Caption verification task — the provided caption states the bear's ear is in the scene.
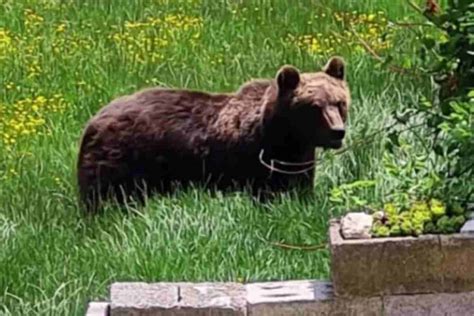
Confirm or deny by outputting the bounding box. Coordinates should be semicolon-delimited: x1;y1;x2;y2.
324;56;345;80
276;65;300;93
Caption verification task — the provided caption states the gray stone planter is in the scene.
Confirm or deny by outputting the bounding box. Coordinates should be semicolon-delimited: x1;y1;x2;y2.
329;219;474;297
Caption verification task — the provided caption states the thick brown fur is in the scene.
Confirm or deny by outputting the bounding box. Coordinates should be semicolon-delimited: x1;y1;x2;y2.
77;57;351;212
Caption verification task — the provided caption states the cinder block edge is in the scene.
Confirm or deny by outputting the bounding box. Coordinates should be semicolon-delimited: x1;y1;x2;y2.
85;301;110;316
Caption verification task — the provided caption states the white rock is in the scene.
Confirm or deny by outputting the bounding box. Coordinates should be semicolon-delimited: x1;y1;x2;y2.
341;212;373;239
460;219;474;234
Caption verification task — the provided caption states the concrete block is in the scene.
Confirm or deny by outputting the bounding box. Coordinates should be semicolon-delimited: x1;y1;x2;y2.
246;280;382;316
110;282;178;316
86;302;109;316
178;282;246;315
440;233;474;293
330;220;443;297
109;282;245;316
384;291;474;316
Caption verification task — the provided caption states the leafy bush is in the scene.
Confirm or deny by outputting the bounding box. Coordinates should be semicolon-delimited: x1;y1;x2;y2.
377;0;473;236
331;1;473;237
373;0;473;237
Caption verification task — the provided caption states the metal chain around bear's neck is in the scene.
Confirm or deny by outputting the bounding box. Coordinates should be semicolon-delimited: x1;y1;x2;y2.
258;149;316;175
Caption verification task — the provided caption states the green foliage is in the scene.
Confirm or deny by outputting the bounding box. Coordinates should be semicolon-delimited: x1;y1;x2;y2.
291;1;471;239
329;180;376;209
371;198;466;237
332;2;473;230
430;198;446;218
389;224;402;237
384;0;473;211
372;223;390;237
435;215;466;234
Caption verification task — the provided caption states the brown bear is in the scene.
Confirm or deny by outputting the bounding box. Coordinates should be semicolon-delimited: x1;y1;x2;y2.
77;56;351;212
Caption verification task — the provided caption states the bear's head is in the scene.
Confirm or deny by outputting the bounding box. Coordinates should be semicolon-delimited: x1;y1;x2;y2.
265;57;351;150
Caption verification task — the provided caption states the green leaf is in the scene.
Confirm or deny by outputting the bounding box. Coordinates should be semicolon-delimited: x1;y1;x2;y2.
423;37;436;49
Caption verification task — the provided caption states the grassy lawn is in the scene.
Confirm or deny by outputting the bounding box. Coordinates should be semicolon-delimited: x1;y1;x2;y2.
0;0;427;314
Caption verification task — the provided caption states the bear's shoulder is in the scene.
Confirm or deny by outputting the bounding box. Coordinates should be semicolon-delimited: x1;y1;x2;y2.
236;79;273;99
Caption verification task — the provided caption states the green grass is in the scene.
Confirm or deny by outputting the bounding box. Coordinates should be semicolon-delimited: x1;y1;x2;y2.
0;0;428;314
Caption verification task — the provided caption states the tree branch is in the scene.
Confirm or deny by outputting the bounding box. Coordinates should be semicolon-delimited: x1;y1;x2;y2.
389;21;435;28
406;0;443;29
407;0;425;15
333;122;427;156
267;241;327;251
256;235;327;251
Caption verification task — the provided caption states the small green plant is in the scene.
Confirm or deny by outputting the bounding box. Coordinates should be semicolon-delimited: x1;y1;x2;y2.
329;180;376;210
371;198;466;237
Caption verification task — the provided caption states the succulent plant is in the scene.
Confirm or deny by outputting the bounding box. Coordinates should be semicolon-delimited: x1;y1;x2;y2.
371;198;466;238
430;198;446;219
371;223;390;237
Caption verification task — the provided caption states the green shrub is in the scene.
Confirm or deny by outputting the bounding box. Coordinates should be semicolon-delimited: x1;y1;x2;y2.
333;1;473;237
387;0;473;206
